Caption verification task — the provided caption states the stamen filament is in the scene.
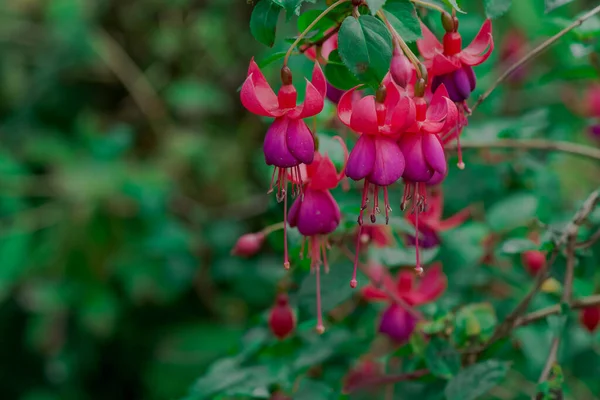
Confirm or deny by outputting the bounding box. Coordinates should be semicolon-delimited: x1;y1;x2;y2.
283;175;290;270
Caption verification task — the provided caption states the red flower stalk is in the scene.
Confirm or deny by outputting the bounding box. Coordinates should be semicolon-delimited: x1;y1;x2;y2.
240;59;326;269
362;263;447;343
580;306;600;333
268;293;296;340
288;140;348;333
404;188;470;249
338;78;417;285
231;232;266;257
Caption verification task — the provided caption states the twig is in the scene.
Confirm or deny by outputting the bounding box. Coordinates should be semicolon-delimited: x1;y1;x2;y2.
91;28;166;135
575;227;600;249
299;25;341;54
477;190;600;354
344;368;430;393
471;4;600;114
446;139;600;161
515;294;600;327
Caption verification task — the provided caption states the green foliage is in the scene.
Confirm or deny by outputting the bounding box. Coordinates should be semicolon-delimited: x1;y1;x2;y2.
251;0;283;47
444;360;511;400
383;0;423;43
485;0;513;19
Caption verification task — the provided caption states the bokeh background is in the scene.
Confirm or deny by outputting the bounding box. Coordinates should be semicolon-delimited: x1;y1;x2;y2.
1;0;600;399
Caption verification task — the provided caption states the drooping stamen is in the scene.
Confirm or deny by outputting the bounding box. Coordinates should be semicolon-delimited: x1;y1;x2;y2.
358;180;370;225
370;185;379;223
351;225;360;289
315;261;325;334
321;237;330;274
283;175;290;270
384;187;391;224
401;183;413;211
276;169;285;203
414;183;423;276
456;119;465;170
268;168;277;194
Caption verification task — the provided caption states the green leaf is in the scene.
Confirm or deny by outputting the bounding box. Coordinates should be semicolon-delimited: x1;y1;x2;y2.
338;15;393;87
444;360;510;400
297;262;355;317
365;0;387;14
487;193;539;232
545;0;575;13
257;51;287;68
421;313;454;335
485;0;512;19
453;303;497;344
424;337;461;379
500;238;537;254
250;0;282;47
383;0;422;42
443;0;465;13
295;379;334;400
324;50;361;90
272;0;315;18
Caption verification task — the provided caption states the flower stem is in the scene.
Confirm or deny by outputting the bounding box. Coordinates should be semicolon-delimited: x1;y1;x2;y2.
262;221;285;236
377;11;423;79
284;0;351;66
410;0;446;13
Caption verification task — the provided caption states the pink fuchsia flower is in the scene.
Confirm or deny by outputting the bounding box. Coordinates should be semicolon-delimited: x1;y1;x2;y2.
288;140;348;333
268;293;296;340
580;306;600;333
362;263;447;343
405;188;470;249
240;59;326;268
417;18;494;103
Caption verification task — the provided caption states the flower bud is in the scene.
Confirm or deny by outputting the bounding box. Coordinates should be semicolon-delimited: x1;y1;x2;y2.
521;250;546;276
441;12;455;33
390;48;413;88
280;66;292;85
580;306;600;333
268;294;296;340
378;303;418;343
231;232;265;257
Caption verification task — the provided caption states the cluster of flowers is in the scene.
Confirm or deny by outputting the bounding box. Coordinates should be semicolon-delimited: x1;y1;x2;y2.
236;12;493;336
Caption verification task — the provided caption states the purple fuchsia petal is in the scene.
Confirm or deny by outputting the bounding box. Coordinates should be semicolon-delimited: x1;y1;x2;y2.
346;134;376;181
590;124;600;139
378;304;418;343
264;117;301;167
422;134;447;175
350;96;380;134
295;189;341;236
286;119;315;165
459;19;494;66
399;133;434;182
452;67;474;102
426;170;447;186
368;138;405;186
288;193;301;228
326;83;345;104
464;65;477;92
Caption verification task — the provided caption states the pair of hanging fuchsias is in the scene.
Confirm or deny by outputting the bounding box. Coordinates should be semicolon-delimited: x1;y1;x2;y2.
236;4;493;334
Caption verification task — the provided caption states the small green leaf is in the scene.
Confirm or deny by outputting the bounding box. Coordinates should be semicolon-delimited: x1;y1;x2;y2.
338;15;393;87
453;303;497;345
383;0;422;42
444;360;510;400
421;313;453;335
545;0;575;13
485;0;512;19
250;0;282;47
443;0;465;13
500;238;537;254
365;0;387;14
324;50;361;90
424;337;461;379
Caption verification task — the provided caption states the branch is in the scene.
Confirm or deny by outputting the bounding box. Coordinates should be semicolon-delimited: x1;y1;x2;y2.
446;139;600;161
575;227;600;249
344;368;430;393
515;294;600;327
471;4;600;114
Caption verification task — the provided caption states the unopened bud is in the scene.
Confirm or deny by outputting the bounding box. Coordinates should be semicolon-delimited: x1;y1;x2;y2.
580;306;600;333
269;293;296;339
280;66;292;85
375;84;387;103
232;232;265;257
521;250;546;276
441;12;454;32
390;50;412;88
414;78;426;97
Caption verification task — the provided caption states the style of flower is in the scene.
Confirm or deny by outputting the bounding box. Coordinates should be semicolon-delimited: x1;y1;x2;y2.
338;79;416;285
240;59;326;268
404;188;470;249
288;141;347;333
362;263;447;343
417;18;494;103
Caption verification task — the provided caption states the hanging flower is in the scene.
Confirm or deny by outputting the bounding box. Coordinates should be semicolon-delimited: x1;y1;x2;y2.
338;78;416;284
417;18;494;103
362;263;447;343
580;305;600;333
288;140;348;333
240;59;326;268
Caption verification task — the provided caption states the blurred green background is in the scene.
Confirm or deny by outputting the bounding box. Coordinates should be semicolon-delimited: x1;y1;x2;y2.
1;0;600;399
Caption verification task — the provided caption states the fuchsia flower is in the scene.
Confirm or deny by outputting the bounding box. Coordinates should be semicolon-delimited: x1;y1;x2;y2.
231;232;265;257
288;140;348;333
240;59;326;268
417;18;494;103
362;263;447;343
405;188;470;249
